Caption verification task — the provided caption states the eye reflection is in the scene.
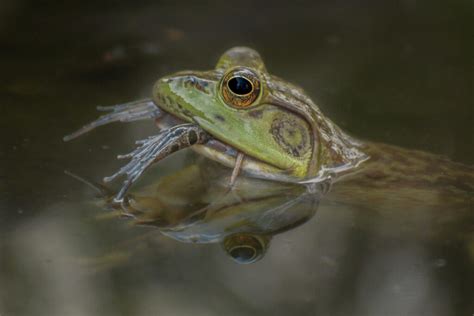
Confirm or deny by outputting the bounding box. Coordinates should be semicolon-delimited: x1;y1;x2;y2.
222;233;270;264
229;246;256;262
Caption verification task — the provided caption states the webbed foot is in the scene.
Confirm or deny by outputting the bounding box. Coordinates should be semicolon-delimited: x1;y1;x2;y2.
105;124;210;201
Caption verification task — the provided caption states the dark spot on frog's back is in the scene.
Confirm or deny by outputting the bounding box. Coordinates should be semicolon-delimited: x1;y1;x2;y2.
248;110;263;119
181;108;194;118
214;114;226;122
165;96;173;106
185;77;210;94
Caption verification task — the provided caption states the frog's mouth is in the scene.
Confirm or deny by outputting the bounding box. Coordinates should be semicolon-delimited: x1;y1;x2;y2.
64;98;293;201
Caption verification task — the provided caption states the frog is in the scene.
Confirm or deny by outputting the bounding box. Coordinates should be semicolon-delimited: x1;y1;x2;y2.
65;46;474;263
64;46;369;201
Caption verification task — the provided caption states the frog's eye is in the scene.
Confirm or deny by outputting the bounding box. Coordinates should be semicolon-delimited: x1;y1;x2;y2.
222;233;269;264
221;68;261;108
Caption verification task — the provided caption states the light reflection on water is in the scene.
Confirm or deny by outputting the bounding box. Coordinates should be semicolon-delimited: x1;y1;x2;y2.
1;1;473;315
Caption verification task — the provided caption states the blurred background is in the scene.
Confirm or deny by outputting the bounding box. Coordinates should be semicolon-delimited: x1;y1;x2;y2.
0;1;472;315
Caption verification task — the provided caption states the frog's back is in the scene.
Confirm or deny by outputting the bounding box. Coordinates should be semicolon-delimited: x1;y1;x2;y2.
329;142;474;213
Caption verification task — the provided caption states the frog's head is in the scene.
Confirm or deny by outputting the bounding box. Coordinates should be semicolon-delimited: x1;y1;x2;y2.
154;47;367;182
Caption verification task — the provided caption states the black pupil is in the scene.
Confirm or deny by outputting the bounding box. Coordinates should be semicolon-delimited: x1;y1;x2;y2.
230;247;256;263
228;77;252;95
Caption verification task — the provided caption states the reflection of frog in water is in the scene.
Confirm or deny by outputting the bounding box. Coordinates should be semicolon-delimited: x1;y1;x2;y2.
66;47;474;263
71;159;322;264
135;161;324;264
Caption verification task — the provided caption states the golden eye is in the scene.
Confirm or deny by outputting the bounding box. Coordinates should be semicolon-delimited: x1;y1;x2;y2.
221;68;261;108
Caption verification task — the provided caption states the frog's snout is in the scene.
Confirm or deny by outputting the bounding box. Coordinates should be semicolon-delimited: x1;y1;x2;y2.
153;72;217;120
152;76;173;108
152;75;185;117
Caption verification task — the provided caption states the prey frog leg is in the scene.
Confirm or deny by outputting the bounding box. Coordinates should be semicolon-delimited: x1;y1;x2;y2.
63;99;162;141
105;124;210;202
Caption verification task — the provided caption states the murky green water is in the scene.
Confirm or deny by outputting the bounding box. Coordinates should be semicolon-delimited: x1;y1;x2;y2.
1;1;473;315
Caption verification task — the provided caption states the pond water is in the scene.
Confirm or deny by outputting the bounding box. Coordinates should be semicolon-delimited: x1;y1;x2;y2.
0;1;473;316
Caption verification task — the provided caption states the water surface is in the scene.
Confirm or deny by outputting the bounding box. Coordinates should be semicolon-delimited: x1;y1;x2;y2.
0;1;473;315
